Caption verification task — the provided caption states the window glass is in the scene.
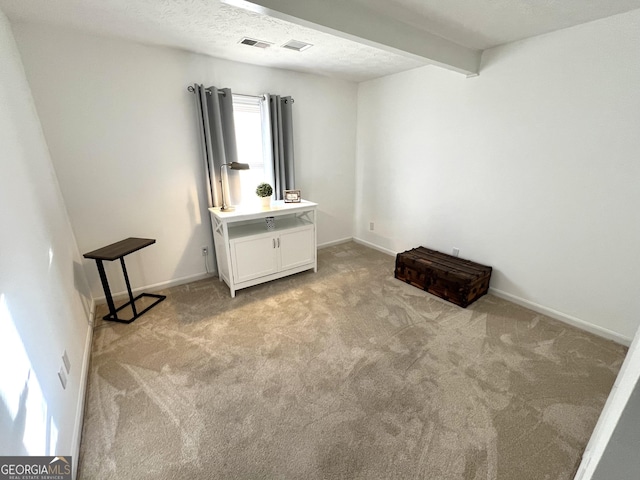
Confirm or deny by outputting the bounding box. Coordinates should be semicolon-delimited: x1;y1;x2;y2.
233;95;273;206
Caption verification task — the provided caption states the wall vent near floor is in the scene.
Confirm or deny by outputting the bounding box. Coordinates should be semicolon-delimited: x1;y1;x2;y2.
239;37;272;49
281;39;313;52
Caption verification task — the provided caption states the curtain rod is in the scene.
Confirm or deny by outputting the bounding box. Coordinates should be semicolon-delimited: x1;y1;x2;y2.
186;85;294;102
186;86;260;99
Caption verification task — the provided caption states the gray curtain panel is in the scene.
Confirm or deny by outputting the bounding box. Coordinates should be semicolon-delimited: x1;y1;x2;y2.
267;94;295;200
193;84;241;207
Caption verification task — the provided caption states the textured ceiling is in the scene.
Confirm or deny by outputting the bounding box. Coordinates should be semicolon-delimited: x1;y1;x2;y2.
357;0;640;49
0;0;424;82
1;0;639;82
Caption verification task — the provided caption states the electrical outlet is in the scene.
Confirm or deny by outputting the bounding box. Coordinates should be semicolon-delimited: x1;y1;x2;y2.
58;367;67;390
369;222;374;231
452;247;460;257
202;247;208;256
62;350;71;374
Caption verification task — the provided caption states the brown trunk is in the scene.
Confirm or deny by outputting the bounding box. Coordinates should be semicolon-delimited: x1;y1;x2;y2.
395;247;492;308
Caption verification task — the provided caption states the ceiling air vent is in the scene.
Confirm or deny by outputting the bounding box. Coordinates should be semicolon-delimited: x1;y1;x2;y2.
239;37;272;49
281;39;313;52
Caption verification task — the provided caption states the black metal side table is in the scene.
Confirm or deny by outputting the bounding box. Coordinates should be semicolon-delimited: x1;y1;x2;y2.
83;237;166;324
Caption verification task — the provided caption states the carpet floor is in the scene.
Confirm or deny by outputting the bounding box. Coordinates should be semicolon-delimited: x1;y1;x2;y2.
78;242;627;480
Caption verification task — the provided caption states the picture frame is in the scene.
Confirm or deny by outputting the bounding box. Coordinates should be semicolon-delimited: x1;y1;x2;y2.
284;189;301;203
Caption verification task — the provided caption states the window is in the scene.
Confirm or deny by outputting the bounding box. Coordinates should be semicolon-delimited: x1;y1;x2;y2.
232;95;273;205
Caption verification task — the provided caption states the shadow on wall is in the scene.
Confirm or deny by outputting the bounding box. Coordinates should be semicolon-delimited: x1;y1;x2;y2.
316;209;352;247
167;90;219;289
170;189;218;283
0;374;29;456
487;269;530;299
73;261;93;321
0;295;57;456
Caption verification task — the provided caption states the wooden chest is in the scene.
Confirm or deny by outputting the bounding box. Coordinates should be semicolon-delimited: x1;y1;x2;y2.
395;247;492;308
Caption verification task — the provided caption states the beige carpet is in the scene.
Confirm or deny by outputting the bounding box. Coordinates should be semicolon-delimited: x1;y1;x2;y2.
78;242;626;480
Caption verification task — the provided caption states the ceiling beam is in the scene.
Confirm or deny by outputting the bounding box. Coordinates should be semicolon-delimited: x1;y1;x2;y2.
223;0;480;76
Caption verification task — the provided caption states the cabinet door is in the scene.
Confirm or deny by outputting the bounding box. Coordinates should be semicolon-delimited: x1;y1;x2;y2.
231;234;278;283
278;226;315;271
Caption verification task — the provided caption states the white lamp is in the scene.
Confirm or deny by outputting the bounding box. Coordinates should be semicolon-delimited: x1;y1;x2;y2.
219;162;250;211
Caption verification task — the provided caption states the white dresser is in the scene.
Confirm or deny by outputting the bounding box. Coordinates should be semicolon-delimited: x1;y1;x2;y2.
209;200;318;297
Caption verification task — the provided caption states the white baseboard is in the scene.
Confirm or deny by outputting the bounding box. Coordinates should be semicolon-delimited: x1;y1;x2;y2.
318;237;353;249
93;271;215;304
353;237;397;257
489;287;631;346
71;303;95;480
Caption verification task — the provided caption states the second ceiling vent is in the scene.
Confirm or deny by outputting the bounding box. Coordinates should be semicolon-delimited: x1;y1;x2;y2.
281;39;313;52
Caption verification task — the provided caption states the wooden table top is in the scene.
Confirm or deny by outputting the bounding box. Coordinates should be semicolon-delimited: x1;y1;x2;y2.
83;237;156;261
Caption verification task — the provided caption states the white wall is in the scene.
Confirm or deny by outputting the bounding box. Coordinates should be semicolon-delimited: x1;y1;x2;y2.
0;7;92;470
592;378;640;479
355;10;640;341
11;23;358;299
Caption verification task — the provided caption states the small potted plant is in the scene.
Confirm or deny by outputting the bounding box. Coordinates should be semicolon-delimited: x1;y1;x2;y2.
256;182;273;208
